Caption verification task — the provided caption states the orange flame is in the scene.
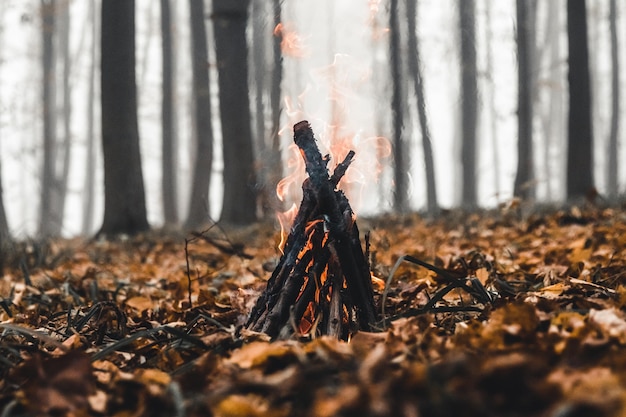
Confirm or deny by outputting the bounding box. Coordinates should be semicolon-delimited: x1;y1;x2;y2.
274;22;310;58
276;203;298;254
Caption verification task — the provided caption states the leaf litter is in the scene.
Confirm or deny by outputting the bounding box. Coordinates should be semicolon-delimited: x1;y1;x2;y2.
1;207;626;416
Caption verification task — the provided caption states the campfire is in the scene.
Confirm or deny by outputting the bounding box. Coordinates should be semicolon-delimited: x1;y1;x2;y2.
246;121;377;340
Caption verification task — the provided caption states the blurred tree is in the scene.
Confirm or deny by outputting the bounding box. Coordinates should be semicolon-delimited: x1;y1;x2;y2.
566;0;594;200
39;0;60;236
99;0;149;235
213;0;257;224
406;0;438;215
160;0;178;226
263;0;285;216
459;0;478;207
389;0;409;213
251;0;266;154
484;0;501;200
0;2;8;248
82;0;98;235
251;0;271;217
537;0;563;201
607;0;619;197
0;159;9;274
0;160;8;244
514;0;535;200
185;0;214;230
253;0;284;218
57;0;72;233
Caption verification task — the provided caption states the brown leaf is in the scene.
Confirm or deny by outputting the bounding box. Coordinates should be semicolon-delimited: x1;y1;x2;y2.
14;350;95;415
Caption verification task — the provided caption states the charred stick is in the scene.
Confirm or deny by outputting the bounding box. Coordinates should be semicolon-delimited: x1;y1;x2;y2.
330;150;355;187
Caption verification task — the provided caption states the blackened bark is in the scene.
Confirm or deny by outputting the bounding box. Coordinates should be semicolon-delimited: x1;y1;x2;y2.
459;0;478;207
99;0;150;235
514;0;535;199
185;0;214;230
213;0;257;224
566;0;594;199
160;0;178;226
406;0;438;215
607;0;619;197
389;0;409;212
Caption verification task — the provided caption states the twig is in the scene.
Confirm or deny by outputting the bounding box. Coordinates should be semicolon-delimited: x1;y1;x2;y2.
184;238;193;309
0;323;68;352
382;254;492;328
91;325;208;362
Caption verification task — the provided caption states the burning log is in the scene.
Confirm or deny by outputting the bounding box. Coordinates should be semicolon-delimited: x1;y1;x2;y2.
246;121;377;340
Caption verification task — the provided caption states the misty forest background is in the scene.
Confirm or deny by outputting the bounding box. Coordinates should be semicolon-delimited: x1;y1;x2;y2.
0;0;623;241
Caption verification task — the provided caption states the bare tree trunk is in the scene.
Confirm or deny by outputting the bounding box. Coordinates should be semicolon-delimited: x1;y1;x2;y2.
406;0;438;214
99;0;150;235
514;0;535;200
268;0;284;211
185;0;214;230
607;0;619;197
539;0;563;201
566;0;594;200
251;0;271;217
39;0;58;236
484;0;501;201
213;0;257;225
0;1;8;247
0;161;8;244
389;0;409;212
56;0;72;235
252;0;266;151
160;0;178;226
82;0;97;235
0;158;9;274
459;0;478;207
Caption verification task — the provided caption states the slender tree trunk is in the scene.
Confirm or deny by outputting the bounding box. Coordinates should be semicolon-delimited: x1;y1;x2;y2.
607;0;619;197
56;0;71;235
160;0;178;226
213;0;257;224
0;157;9;273
389;0;409;212
484;0;501;201
514;0;535;200
251;0;271;217
99;0;149;235
0;161;8;243
540;0;562;201
185;0;214;230
0;0;8;246
82;0;97;235
252;0;266;151
39;0;57;236
459;0;478;207
269;0;284;211
566;0;594;199
406;0;438;214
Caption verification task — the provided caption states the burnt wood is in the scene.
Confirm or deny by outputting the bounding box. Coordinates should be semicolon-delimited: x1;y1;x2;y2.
246;121;377;340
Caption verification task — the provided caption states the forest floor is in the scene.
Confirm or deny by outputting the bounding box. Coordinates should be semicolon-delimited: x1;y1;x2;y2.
1;204;626;416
